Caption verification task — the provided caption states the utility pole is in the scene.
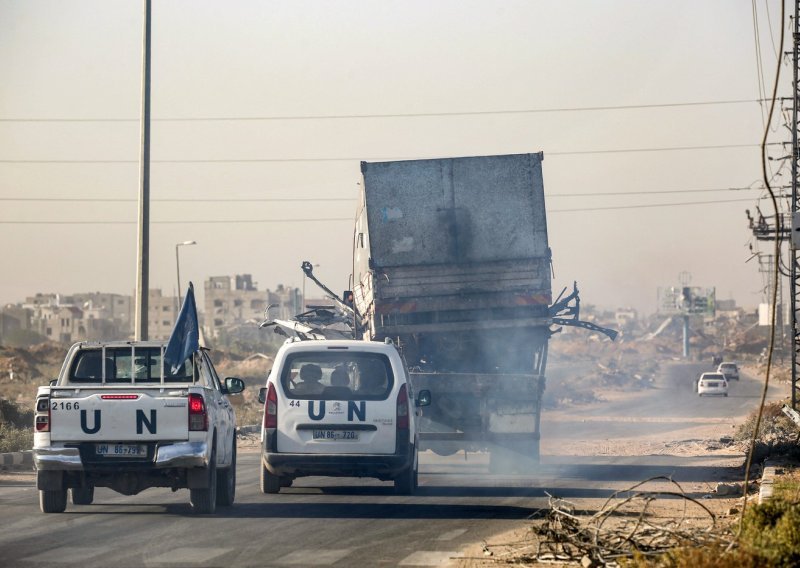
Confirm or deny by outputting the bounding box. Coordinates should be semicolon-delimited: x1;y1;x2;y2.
791;0;800;410
134;0;152;341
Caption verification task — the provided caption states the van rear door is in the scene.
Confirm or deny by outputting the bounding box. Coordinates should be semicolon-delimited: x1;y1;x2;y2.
276;349;397;455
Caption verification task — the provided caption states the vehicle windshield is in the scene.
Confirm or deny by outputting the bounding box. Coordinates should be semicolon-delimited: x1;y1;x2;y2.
69;348;194;384
281;351;394;401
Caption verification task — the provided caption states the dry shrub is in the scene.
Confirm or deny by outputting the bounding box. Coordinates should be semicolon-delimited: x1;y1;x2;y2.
623;546;763;568
0;398;32;429
0;423;32;453
740;499;800;567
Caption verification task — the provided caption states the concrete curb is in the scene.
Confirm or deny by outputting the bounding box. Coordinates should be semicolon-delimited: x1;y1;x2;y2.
0;450;34;470
759;460;780;504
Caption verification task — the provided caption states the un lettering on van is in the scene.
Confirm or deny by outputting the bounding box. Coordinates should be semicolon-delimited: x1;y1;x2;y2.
307;401;366;421
77;409;158;435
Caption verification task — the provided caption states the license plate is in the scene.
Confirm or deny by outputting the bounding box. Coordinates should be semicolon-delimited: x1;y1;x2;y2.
95;444;147;457
706;382;719;387
312;430;359;441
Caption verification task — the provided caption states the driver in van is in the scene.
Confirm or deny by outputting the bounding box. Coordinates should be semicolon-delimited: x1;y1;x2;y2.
357;360;386;396
295;363;324;395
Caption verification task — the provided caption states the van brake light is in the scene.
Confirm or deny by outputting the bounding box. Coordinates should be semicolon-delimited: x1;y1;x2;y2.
396;384;409;430
264;384;278;429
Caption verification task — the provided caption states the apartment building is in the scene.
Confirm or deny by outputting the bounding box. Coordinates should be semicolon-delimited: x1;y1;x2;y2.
204;275;300;338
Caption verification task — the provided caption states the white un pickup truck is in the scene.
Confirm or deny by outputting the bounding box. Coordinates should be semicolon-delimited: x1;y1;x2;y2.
33;341;244;514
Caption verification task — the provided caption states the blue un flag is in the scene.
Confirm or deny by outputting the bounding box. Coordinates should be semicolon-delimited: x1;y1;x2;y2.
164;282;200;374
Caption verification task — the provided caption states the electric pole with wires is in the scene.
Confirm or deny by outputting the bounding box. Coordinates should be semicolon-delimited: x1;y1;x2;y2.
790;0;800;410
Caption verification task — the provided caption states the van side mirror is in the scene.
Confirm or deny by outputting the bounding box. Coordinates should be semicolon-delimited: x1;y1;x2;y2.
224;377;245;395
258;387;268;404
416;389;431;407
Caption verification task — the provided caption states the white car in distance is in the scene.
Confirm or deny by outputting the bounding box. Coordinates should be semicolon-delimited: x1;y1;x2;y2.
697;372;728;397
716;362;739;381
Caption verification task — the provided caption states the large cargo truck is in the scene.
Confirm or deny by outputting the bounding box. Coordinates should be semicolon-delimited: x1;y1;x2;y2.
352;153;555;468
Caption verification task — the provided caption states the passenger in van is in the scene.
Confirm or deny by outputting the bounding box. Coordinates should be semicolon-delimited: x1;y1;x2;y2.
294;363;324;395
330;366;350;387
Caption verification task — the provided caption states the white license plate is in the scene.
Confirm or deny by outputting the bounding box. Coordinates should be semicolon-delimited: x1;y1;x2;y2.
96;444;147;457
312;430;359;441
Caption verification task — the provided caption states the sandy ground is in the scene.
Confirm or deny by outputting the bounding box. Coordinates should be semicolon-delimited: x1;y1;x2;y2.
447;373;791;567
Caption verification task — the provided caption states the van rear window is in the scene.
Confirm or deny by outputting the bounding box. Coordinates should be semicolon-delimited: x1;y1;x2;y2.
281;352;393;401
69;348;194;383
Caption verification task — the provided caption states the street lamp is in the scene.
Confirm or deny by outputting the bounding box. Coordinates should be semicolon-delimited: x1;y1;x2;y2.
176;240;197;306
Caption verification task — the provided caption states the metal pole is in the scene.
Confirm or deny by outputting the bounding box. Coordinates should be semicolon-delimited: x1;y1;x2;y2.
682;315;690;359
792;0;799;410
176;244;182;307
134;0;152;341
175;240;196;308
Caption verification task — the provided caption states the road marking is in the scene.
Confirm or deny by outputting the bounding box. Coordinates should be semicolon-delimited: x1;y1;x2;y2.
145;547;231;564
23;547;107;563
275;549;353;565
399;551;463;566
437;528;467;541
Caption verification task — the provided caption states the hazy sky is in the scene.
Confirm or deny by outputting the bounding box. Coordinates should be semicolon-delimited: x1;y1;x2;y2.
0;1;789;314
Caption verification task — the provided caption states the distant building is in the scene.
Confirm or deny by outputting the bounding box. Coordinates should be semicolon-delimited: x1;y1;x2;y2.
36;304;83;343
0;304;32;343
615;307;638;329
204;275;300;338
148;290;179;341
18;289;176;343
72;292;133;337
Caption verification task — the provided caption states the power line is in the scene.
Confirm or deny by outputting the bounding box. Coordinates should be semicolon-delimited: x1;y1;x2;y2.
0;185;770;203
0;196;355;203
0;197;764;224
0;142;780;165
548;186;767;197
549;197;757;213
0;99;766;123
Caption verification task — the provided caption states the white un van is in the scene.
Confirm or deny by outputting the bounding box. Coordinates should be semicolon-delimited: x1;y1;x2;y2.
258;339;430;494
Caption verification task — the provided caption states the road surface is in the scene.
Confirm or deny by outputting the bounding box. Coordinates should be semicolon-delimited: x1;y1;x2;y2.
0;362;785;567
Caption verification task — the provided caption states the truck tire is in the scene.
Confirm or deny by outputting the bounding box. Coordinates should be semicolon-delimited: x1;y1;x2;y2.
260;461;281;494
71;485;94;505
394;463;418;495
39;489;67;513
190;450;218;514
216;443;236;507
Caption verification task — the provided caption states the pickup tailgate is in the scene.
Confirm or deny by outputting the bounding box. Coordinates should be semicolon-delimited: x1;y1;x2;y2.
49;387;190;442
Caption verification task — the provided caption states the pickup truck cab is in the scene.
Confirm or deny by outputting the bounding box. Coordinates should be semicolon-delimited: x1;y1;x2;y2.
258;339;430;494
33;341;244;514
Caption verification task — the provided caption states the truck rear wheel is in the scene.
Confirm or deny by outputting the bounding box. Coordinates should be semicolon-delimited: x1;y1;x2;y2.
71;485;94;505
39;489;67;513
394;464;418;495
190;450;218;514
260;461;281;494
216;443;236;507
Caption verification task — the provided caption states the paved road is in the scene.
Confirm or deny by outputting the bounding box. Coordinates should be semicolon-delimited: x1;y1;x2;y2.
0;452;746;567
542;361;787;441
0;361;781;567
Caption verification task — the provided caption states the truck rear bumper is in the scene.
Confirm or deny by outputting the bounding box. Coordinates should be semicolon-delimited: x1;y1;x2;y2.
34;441;210;471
